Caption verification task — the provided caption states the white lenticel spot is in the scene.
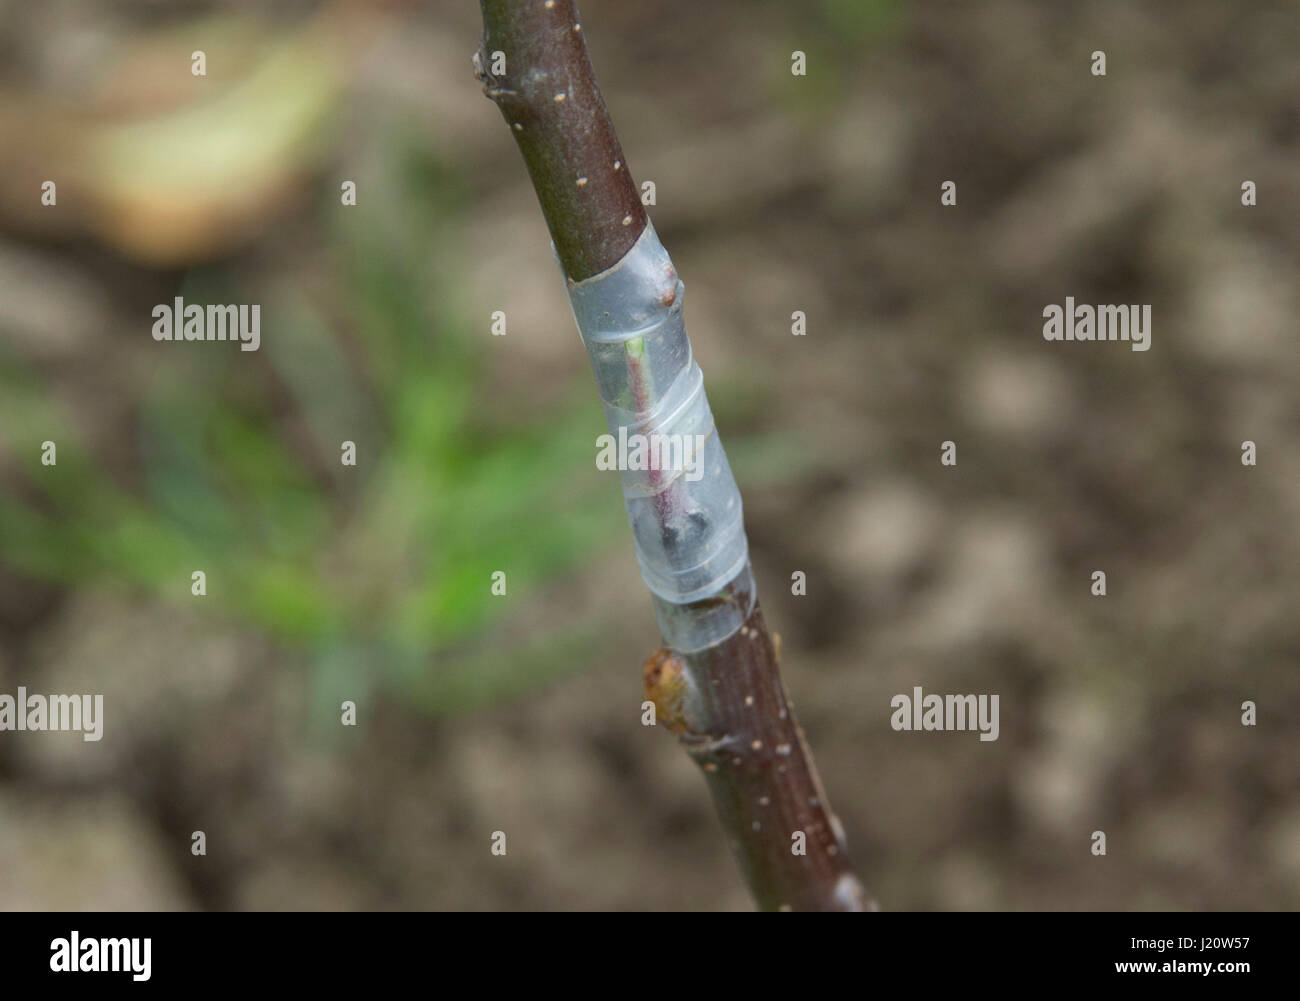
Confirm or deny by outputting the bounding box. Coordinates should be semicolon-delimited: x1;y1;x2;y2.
744;695;754;707
576;177;588;186
621;215;633;226
554;93;565;102
775;743;792;756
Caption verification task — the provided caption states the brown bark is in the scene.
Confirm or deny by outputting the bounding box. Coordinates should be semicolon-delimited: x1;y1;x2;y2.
474;0;872;911
475;0;646;281
645;575;873;912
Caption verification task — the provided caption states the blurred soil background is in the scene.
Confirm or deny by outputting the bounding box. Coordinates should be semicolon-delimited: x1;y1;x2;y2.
0;0;1297;909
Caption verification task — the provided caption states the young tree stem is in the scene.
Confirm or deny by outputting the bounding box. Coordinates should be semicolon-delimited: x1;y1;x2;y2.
474;0;873;912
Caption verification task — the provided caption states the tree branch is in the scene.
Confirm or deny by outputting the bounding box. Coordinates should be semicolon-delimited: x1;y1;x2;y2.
645;576;873;911
474;0;872;912
475;0;646;280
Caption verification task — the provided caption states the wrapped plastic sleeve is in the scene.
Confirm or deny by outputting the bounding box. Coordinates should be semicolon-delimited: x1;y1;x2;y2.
564;222;754;651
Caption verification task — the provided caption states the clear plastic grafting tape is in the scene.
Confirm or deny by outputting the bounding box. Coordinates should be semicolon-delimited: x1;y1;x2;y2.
564;221;753;651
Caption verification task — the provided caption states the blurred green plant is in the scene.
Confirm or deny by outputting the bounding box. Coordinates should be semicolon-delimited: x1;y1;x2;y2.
0;130;635;718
